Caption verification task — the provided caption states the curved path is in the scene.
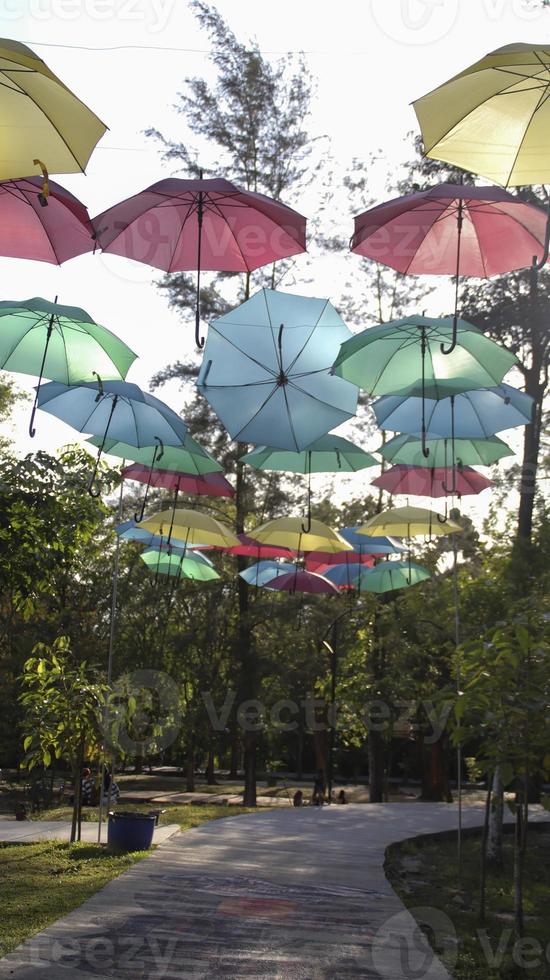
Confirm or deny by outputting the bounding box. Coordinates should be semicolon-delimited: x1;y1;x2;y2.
2;803;545;979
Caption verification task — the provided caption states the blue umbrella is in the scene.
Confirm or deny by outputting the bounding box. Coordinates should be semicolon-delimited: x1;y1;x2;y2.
37;379;188;495
197;288;358;451
322;563;365;589
339;526;407;555
115;521;213;565
239;560;296;589
373;384;533;439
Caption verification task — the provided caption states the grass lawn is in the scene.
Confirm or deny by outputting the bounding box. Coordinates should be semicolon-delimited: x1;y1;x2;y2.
0;803;258;959
386;825;550;979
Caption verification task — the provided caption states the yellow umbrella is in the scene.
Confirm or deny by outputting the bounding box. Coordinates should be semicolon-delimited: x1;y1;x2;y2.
413;43;550;187
0;39;106;179
141;508;239;549
359;506;462;538
250;516;353;554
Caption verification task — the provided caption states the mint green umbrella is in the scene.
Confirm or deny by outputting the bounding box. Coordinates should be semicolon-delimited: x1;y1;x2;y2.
378;433;514;468
357;560;431;593
87;435;222;475
241;434;377;532
0;297;137;437
139;549;220;582
332;315;517;457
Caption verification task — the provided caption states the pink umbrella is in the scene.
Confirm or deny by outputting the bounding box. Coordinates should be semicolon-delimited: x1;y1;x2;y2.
92;176;306;347
352;183;547;353
222;533;297;561
264;568;339;595
305;550;375;572
0;176;93;264
371;464;493;498
122;463;234;498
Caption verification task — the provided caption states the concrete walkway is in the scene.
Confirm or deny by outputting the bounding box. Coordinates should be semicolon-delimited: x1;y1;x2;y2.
1;803;547;979
0;819;180;846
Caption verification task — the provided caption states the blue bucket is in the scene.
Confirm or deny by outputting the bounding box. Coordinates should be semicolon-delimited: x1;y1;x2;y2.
107;811;155;852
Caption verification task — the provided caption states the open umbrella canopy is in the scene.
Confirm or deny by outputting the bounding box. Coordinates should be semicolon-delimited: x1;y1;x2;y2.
0;177;94;264
240;435;377;473
305;549;376;571
122;464;234;498
92;177;306;273
222;534;297;560
357;561;431;594
250;516;353;555
338;527;407;554
0;298;136;384
139;550;220;582
87;435;222;475
372;464;492;498
115;521;212;565
360;506;462;538
413;43;550;186
321;563;367;589
0;39;106;178
197;288;358;451
263;569;339;595
378;432;514;468
332;315;517;398
351;183;549;275
239;560;296;588
38;380;188;448
141;508;240;549
373;384;533;439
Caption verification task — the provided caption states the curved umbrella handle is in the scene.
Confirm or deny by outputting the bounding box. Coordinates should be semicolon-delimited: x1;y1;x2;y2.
33;158;49;206
134;437;164;523
301;453;312;533
421;427;430;459
87;457;102;498
440;313;458;356
535;198;550;271
28;301;57;438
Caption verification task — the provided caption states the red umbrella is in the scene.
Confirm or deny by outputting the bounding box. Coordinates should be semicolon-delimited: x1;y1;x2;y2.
0;176;93;264
222;533;297;560
352;183;547;353
305;550;375;572
264;569;339;595
92;176;306;347
371;464;493;498
122;463;234;498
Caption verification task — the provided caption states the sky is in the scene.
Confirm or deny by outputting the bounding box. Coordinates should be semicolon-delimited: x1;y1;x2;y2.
0;0;547;520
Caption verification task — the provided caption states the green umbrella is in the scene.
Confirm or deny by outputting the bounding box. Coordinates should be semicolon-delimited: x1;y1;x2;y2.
0;297;137;437
377;433;514;468
357;560;431;593
87;435;222;475
241;434;378;532
332;315;517;456
139;549;220;582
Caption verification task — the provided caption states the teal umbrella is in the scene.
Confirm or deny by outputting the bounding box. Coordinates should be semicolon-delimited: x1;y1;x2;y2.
358;561;431;593
0;297;137;437
197;288;358;451
240;434;377;532
37;380;188;496
332;314;517;456
377;432;514;468
140;548;218;580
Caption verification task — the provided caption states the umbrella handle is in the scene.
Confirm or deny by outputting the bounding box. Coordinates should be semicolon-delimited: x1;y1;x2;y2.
441;203;462;356
87;393;118;498
195;195;205;349
134;437;163;523
33;159;49;206
87;457;102;498
535;197;550;271
440;313;458;356
301;453;312;533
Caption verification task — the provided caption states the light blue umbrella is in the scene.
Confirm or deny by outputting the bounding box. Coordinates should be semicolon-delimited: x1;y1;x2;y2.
37;379;188;495
322;563;365;589
373;383;533;439
239;560;296;589
339;526;407;555
115;522;213;566
197;288;358;451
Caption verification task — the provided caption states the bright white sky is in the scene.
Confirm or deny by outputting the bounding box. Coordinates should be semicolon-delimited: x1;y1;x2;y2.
0;0;546;521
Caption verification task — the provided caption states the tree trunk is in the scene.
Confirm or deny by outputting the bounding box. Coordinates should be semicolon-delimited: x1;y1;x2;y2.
419;737;453;802
235;438;257;807
516;269;545;546
185;743;195;793
296;727;304;781
368;729;385;803
229;730;239;779
487;767;504;869
514;795;525;939
205;748;216;785
479;779;492;923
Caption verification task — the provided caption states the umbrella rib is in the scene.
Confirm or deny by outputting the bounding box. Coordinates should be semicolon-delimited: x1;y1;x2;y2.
0;309;55;367
285;300;330;374
207;326;279;380
166;201;196;273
